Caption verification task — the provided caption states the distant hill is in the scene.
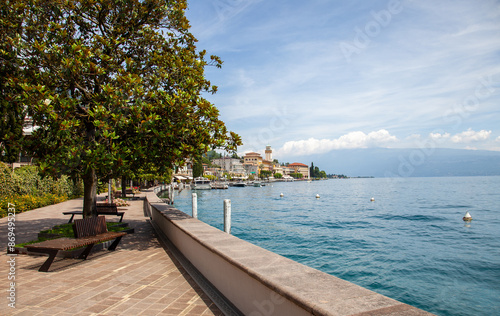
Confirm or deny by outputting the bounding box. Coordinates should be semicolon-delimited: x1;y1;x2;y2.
286;148;500;177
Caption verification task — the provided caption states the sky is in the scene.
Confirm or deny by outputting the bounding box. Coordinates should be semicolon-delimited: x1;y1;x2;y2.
185;0;500;159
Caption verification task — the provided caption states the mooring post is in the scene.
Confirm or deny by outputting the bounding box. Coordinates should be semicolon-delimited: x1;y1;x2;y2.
168;185;172;204
108;179;113;204
170;184;174;204
192;193;198;218
224;199;231;234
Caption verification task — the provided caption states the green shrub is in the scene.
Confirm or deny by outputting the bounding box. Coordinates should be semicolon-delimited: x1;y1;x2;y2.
0;162;15;197
0;163;83;218
0;194;68;218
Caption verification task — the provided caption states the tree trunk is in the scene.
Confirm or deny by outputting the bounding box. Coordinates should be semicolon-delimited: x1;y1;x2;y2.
121;175;127;198
83;168;97;218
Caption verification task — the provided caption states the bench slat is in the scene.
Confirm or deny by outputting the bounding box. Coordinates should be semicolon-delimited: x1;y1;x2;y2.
74;216;107;238
25;232;126;251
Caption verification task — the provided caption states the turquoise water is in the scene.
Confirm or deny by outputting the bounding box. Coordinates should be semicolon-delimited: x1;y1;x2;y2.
166;176;500;316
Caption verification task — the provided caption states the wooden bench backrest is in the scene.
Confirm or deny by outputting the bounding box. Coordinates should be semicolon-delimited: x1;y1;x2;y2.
96;203;118;214
73;216;108;238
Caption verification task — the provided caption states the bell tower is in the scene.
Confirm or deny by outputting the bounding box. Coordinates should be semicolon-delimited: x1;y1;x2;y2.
265;145;272;161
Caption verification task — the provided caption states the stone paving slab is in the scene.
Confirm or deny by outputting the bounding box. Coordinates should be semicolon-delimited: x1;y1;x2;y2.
0;194;223;315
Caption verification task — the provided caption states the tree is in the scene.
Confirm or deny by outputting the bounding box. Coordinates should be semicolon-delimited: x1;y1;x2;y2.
0;2;26;163
259;170;272;179
314;166;320;178
274;173;283;179
192;159;204;178
5;0;241;217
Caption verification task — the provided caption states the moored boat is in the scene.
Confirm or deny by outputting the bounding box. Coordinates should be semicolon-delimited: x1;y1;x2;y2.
192;177;212;190
212;182;229;189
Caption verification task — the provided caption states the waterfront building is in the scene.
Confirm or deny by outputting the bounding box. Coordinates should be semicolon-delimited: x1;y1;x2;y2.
174;159;193;181
212;157;246;178
273;163;284;176
243;152;263;166
260;160;273;172
244;164;259;178
243;152;263;176
287;162;310;179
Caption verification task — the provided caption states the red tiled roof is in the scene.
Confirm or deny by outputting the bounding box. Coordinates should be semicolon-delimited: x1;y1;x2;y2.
288;162;308;167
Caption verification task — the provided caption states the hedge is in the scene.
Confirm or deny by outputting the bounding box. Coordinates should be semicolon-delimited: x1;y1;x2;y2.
0;194;69;218
0;162;83;218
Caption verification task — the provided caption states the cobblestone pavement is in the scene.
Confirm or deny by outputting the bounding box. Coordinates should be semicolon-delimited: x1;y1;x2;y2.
0;194;223;315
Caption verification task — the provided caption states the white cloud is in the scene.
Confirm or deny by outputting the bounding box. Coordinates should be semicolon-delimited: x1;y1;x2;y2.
450;129;491;143
496;136;500;142
429;132;451;140
277;129;397;156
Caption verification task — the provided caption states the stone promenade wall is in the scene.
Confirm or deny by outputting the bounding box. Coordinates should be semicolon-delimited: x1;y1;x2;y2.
146;187;432;316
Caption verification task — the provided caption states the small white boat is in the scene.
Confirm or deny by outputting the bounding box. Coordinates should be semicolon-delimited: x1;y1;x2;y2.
192;177;212;190
212;182;229;189
253;181;262;187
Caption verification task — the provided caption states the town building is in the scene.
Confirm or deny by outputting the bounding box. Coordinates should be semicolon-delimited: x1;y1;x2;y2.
287;162;310;179
212;157;246;178
243;152;263;166
242;146;310;179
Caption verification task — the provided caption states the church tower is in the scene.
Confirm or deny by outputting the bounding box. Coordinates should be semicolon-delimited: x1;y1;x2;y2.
265;145;272;161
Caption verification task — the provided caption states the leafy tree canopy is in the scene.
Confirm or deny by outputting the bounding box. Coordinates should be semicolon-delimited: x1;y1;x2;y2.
0;1;26;163
3;0;241;216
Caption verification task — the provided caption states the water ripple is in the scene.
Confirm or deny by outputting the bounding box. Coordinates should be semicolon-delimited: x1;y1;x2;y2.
168;176;500;316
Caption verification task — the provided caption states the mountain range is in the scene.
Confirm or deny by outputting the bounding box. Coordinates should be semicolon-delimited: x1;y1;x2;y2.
285;148;500;177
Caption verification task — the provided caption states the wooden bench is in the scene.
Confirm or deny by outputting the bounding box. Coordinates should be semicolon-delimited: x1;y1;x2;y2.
63;203;124;223
114;189;135;198
25;216;126;272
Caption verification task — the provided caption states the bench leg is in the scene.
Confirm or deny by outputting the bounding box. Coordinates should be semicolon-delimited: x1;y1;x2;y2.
28;248;59;272
108;236;123;251
67;214;75;223
78;244;95;260
119;213;124;222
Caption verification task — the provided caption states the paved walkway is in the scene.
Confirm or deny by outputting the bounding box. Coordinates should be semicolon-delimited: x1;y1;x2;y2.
0;194;223;316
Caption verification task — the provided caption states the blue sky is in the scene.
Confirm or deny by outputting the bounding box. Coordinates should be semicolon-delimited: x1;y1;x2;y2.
185;0;500;158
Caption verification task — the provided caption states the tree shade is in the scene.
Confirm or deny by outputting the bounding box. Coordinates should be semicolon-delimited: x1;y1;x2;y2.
2;0;241;216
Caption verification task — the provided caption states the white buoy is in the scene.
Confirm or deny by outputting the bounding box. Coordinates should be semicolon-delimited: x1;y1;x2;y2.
370;197;375;202
280;193;284;197
463;211;472;221
316;194;320;198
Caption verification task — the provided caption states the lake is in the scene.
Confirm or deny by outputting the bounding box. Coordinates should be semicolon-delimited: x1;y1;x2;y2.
163;176;500;316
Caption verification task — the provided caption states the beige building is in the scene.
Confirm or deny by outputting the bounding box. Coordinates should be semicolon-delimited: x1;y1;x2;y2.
287;163;310;179
243;152;263;166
